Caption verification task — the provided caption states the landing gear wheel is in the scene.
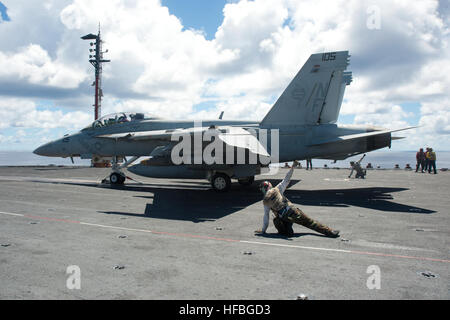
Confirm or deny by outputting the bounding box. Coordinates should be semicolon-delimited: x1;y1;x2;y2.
110;172;125;185
238;176;255;186
211;173;231;192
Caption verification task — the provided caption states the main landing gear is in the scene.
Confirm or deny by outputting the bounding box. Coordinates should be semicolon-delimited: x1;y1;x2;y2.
211;173;231;192
105;156;140;185
210;173;255;192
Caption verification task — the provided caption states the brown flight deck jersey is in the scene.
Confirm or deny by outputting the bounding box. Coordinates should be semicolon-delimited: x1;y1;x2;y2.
261;166;294;233
261;166;336;236
263;187;293;214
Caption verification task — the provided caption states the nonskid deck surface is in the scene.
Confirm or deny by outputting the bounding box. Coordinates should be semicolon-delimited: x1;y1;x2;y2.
0;166;448;299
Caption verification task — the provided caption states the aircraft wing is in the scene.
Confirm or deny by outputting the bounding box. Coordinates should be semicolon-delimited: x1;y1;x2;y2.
308;127;416;147
97;126;270;156
217;127;270;156
96;127;204;141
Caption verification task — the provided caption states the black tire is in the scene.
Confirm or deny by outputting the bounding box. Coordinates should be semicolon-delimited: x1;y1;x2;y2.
238;176;255;186
110;172;125;185
211;173;231;192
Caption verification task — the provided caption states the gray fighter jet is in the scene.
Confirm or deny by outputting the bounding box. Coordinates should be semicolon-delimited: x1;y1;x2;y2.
34;51;412;191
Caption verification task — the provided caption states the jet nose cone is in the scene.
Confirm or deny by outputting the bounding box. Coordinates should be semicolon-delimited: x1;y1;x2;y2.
33;142;55;156
33;145;46;156
33;134;77;157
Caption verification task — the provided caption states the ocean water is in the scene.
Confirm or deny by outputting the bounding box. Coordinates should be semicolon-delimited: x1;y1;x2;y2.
1;150;449;169
307;151;450;170
0;151;92;166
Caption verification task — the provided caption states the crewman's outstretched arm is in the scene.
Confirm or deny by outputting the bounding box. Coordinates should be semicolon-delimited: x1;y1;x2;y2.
276;160;297;194
261;205;270;233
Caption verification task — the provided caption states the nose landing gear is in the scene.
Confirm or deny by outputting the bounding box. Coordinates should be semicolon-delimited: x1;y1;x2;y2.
101;156;140;186
110;172;126;185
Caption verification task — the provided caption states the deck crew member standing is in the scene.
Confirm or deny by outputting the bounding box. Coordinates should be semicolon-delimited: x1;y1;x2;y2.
427;148;437;174
415;148;426;173
255;160;340;238
424;148;431;171
306;158;313;170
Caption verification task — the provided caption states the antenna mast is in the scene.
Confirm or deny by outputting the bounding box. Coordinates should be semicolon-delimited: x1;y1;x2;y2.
81;24;111;120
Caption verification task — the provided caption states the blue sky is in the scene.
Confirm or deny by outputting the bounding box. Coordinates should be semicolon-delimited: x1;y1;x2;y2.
0;1;10;21
144;1;427;133
0;0;448;152
161;0;227;40
162;0;425;128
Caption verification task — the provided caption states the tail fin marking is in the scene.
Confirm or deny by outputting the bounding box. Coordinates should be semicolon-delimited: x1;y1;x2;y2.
261;51;351;126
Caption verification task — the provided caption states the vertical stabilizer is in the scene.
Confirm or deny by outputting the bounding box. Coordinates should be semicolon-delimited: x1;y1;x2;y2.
261;51;351;126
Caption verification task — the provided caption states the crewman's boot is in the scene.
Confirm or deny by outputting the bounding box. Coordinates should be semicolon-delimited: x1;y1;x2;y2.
326;229;340;238
290;208;339;238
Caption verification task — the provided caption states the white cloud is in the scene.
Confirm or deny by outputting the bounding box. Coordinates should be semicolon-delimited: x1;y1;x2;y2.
419;98;450;136
0;98;90;130
0;0;448;151
0;44;86;88
353;105;413;129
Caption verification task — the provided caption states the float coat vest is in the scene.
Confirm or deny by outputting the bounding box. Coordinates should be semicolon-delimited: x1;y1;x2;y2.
263;187;293;215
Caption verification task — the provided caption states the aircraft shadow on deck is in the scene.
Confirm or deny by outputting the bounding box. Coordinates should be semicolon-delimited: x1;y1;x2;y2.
97;180;434;223
101;185;262;223
99;179;300;222
284;187;435;214
26;176;436;220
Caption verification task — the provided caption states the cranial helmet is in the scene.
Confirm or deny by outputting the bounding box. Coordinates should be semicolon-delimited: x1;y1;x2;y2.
260;181;273;195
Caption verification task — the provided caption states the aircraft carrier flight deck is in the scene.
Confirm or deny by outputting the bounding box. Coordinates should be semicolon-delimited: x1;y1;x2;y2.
0;166;448;299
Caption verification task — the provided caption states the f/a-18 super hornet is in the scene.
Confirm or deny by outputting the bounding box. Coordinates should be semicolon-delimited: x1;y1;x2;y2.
34;51;412;192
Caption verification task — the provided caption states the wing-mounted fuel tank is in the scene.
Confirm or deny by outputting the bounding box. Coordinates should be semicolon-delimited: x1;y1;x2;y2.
128;163;208;179
128;161;262;180
127;130;266;183
128;142;263;180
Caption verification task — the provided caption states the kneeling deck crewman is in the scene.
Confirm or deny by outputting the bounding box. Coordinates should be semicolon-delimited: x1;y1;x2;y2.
255;160;340;238
349;154;366;178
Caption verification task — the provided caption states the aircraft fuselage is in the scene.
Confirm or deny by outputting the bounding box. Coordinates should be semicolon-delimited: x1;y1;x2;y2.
34;119;388;163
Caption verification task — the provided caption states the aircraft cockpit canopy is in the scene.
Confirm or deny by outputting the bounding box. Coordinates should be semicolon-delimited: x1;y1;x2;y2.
83;112;161;130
